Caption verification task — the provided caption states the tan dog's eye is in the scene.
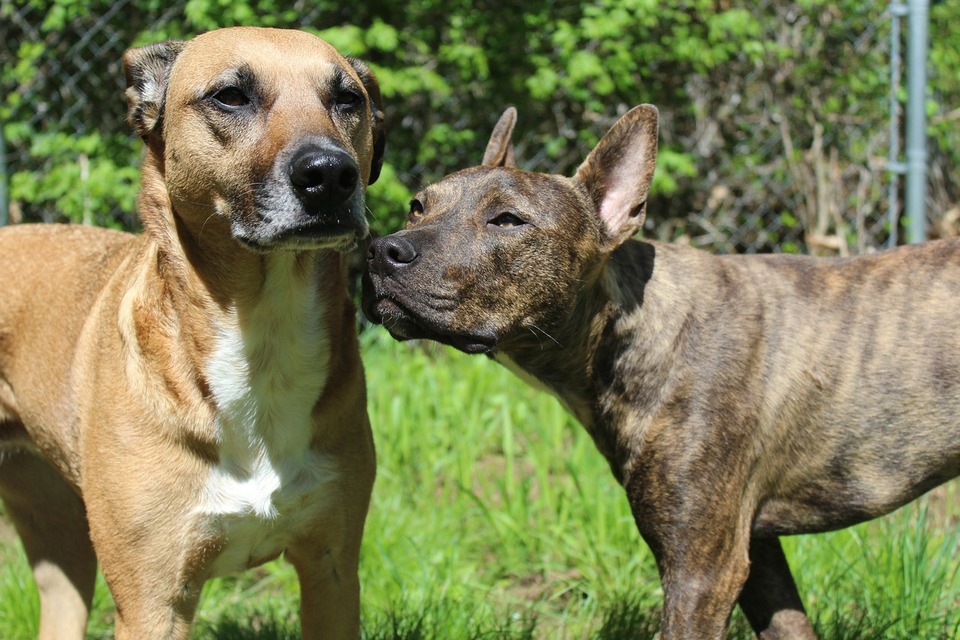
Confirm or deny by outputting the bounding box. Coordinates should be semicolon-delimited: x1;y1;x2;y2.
212;87;250;110
407;199;424;225
335;90;361;108
488;211;526;229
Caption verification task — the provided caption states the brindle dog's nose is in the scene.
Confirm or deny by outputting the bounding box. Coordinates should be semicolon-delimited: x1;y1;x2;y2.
368;235;419;276
289;145;359;210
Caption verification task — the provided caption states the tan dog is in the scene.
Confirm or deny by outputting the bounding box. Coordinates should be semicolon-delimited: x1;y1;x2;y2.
363;105;960;639
0;27;383;639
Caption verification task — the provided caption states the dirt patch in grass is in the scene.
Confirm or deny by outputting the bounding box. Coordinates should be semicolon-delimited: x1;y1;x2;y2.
0;514;15;545
923;479;960;528
505;568;585;605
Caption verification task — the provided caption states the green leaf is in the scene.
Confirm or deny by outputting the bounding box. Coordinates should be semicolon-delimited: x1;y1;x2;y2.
365;19;399;53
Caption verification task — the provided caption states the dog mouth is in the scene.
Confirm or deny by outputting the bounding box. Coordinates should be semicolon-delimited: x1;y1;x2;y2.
233;163;369;252
362;282;497;355
235;218;367;253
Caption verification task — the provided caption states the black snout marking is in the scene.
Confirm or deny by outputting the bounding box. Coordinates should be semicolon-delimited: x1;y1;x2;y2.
289;144;359;211
368;235;419;276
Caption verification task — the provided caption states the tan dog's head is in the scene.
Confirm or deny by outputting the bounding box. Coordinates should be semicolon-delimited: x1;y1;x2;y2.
123;27;385;252
362;105;657;354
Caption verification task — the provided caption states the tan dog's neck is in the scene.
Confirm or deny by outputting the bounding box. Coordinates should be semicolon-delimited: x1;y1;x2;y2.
137;157;351;391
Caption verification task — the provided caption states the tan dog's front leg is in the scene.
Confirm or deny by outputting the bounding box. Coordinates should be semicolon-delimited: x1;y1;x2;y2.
112;601;198;640
107;568;202;640
92;515;204;640
287;542;361;640
738;538;817;640
0;451;97;640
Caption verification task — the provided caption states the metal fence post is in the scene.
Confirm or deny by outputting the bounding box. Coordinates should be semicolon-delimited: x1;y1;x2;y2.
905;0;929;243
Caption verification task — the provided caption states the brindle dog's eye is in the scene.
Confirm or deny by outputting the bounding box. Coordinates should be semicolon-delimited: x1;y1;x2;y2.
407;199;424;225
489;211;526;228
211;87;250;109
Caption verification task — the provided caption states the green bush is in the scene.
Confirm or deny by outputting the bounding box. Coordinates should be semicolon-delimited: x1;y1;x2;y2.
2;0;958;249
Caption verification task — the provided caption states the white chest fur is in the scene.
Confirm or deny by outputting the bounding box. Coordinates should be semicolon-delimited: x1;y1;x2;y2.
195;258;340;577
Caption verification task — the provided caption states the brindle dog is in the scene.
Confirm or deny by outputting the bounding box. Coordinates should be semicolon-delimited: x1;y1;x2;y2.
363;104;960;639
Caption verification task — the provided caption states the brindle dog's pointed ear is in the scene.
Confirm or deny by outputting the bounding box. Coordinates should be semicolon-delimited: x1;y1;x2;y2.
482;107;517;168
575;104;659;247
348;58;386;185
123;40;186;141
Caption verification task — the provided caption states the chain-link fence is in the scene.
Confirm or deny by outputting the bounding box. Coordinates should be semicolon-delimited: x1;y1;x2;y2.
4;2;137;144
511;8;895;256
2;1;957;255
668;6;895;255
1;0;334;227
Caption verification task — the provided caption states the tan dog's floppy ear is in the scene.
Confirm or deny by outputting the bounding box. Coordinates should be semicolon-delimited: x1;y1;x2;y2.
123;40;186;141
482;107;517;168
348;58;386;185
574;104;658;247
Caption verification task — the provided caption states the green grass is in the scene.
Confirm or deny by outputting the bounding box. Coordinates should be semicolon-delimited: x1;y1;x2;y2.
2;329;960;638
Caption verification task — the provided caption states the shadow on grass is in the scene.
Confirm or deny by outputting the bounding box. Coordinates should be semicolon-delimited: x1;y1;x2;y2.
190;595;960;640
194;599;693;640
813;608;897;640
592;598;661;640
360;605;537;640
362;597;664;640
591;599;745;640
195;613;300;640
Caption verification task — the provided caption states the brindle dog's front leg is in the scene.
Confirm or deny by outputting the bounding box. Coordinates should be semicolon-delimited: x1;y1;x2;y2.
655;536;751;639
627;460;754;639
624;423;813;639
739;537;817;640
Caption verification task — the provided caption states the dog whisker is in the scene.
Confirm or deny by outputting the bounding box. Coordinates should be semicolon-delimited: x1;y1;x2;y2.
529;324;565;350
197;211;220;244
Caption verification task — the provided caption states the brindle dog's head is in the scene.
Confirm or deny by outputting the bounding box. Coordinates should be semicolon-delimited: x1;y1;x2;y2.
123;27;385;253
363;105;658;353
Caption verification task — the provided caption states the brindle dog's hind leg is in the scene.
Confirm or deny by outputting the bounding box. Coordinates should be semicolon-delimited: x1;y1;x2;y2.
738;537;817;640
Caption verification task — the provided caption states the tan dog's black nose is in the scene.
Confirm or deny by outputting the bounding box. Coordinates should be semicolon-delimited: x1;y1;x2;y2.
368;235;419;276
289;144;359;211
